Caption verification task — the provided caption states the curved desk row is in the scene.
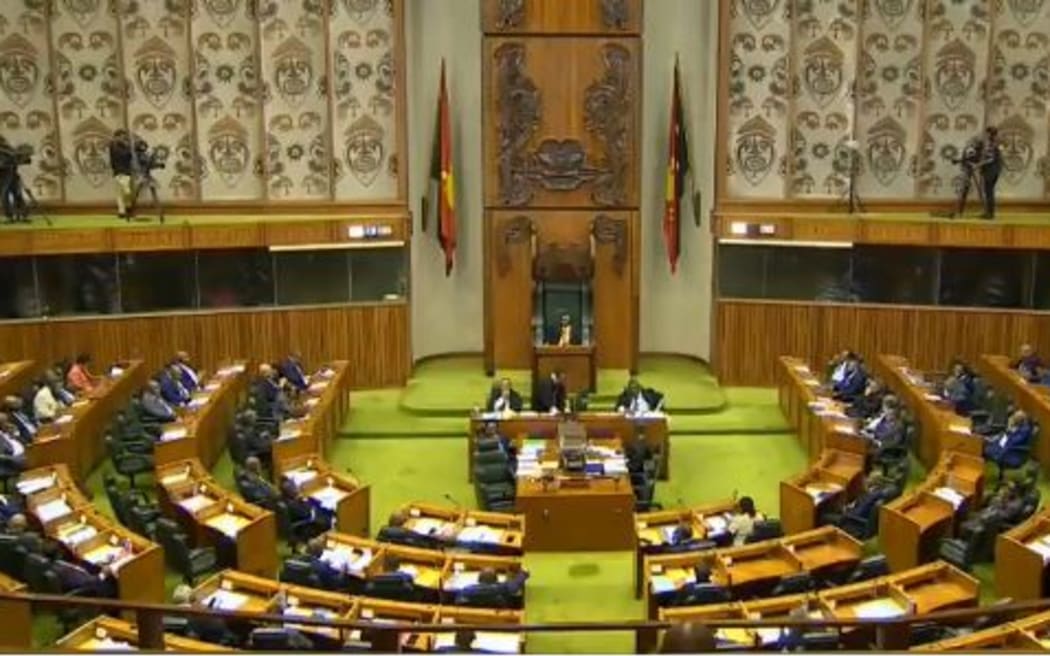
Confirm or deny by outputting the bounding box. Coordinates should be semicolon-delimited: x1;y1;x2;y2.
56;616;230;652
978;354;1050;472
393;502;525;556
917;608;1050;651
273;361;352;476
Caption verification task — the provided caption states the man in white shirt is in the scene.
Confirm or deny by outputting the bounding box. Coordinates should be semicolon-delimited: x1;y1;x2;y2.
33;376;60;423
0;413;26;464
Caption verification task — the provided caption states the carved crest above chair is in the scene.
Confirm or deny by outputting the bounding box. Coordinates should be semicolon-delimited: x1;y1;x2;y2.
533;241;594;283
591;213;627;276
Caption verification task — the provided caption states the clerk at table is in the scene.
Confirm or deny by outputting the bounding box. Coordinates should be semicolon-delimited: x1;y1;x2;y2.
616;377;664;415
486;378;523;413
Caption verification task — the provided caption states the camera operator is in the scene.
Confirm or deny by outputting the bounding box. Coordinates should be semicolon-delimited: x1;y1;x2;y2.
129;133;165;223
109;129;134;220
0;136;30;224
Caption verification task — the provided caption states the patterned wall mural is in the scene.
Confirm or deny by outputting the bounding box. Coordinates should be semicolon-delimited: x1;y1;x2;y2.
0;0;401;205
724;0;1050;201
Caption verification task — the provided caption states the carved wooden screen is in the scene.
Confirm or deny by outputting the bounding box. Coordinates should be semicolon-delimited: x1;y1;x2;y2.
482;0;641;373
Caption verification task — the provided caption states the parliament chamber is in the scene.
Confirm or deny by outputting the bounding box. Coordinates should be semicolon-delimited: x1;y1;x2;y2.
3;0;1050;653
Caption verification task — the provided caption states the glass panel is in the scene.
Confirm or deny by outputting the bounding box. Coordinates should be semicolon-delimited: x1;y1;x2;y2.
348;248;407;302
274;250;350;306
766;246;854;301
851;246;937;305
1034;253;1050;310
939;248;1028;308
197;249;274;308
118;252;196;313
0;257;39;319
36;254;119;316
717;245;768;298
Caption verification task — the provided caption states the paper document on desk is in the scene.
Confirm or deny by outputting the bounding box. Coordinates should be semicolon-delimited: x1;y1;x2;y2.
204;589;249;611
55;414;74;425
755;628;784;645
17;475;54;496
188;395;210;408
805;483;842;502
443;571;480;591
793;364;810;373
458;525;502;544
604;458;628;475
322;547;372;574
716;628;754;646
178;494;215;513
160;427;188;442
852;598;906;619
310;486;349;511
161;471;190;487
204;381;221;392
649;575;679;595
1026;537;1050;563
278;427;301;441
932;486;966;509
91;638;135;651
703;514;730;536
304;397;320;408
923;393;942;402
35;498;72;523
659;525;678;543
59;524;98;547
286;469;318;488
206;513;250;538
409;517;448;536
83;544;124;566
309;381;329;392
473;632;522;654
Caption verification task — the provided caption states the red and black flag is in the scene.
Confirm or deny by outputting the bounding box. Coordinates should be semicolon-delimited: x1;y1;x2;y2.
429;59;456;276
663;57;690;274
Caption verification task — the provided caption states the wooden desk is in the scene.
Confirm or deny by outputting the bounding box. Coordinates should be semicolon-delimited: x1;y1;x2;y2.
396;502;525;556
633;500;737;598
915;622;1046;651
995;509;1050;600
157;458;278;578
28;360;146;482
876;355;981;468
194;569;280;614
659;594;815;653
643;527;861;619
469;411;670;480
533;344;595;394
273;362;351;472
0;360;38;401
879;451;985;572
348;598;438;651
280;454;371;536
0;571;31;650
978;354;1050;473
780;449;865;535
56;616;230;651
440;551;526;605
278;581;357;646
19;465;165;605
425;607;525;654
155;362;249;469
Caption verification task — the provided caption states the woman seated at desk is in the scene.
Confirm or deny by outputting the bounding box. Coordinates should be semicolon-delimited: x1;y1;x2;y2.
728;496;765;546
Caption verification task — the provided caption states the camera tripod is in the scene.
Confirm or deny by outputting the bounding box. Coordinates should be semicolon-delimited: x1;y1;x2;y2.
2;176;52;226
125;171;165;224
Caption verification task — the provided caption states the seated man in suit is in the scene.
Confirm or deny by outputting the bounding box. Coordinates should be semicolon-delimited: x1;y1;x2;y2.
236;456;280;510
300;537;349;590
158;365;191;407
963;481;1026;537
3;396;36;443
532;370;567;414
66;353;100;394
943;361;977;414
140;380;177;423
862;398;903;447
278;352;309;392
835;472;899;529
616;377;665;415
551;313;577;347
849;378;887;419
377;510;445;545
1014;344;1043;381
374;554;415;585
52;558;117;598
172;584;240;646
486;378;523;413
252;364;293;421
455;566;529;606
48;367;77;406
983;410;1033;463
0;414;27;472
280;477;330;538
830;354;866;401
826;350;855;385
172;351;201;392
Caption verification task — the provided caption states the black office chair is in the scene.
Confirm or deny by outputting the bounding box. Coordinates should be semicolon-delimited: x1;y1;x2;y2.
452;586;514;609
475;437;503;453
801;632;841;651
632;477;662;512
745;519;783;543
0;534;26;579
473;465;515;512
272;501;321;549
363;574;419;603
671;583;733;607
376;525;435;550
846;555;889;584
249;628;315;650
162;616;192;637
280;558;323;589
155;518;219;585
106;435;154;487
909;622;958;646
0;455;24;493
771;572;814;596
474;449;510;468
22;552;54;593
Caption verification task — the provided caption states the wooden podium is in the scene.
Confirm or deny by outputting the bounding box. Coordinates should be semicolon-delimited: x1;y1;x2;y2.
534;344;595;394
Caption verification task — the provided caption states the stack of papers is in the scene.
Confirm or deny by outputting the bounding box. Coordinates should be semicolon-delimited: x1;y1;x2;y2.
458;525;503;544
203;589;249;611
160;427;188;442
205;513;251;538
443;571;481;591
161;470;191;486
322;547;373;574
409;517;448;536
178;494;215;513
17;475;55;496
35;498;73;523
188;395;210;408
58;524;98;547
932;487;966;509
285;468;318;488
89;638;135;651
703;514;730;536
851;598;906;619
805;483;843;502
310;486;349;511
1026;536;1050;563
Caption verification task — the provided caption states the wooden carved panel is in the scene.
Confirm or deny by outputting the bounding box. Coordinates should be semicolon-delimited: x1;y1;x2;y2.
484;38;639;208
482;0;642;35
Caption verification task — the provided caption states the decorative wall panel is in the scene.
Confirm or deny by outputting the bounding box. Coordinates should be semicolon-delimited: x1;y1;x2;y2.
720;0;1050;202
53;0;124;202
0;1;63;201
190;0;264;200
259;0;329;200
987;0;1050;198
725;0;791;198
328;0;400;201
120;0;196;200
854;0;924;198
789;0;859;198
0;0;404;206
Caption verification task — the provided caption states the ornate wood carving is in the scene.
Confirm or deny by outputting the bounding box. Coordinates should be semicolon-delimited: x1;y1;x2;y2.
600;0;630;29
591;213;627;276
494;43;633;207
532;242;594;282
497;0;526;29
496;214;535;276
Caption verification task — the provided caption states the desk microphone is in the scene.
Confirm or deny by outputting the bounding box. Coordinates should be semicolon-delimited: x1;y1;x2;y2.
676;497;685;510
444;493;462;509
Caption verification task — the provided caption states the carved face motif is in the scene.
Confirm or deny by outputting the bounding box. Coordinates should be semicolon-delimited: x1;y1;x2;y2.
735;117;776;186
1008;0;1047;26
802;39;844;107
62;0;102;28
273;51;312;107
135;54;176;110
344;115;384;187
934;42;975;110
739;0;780;30
872;0;913;30
202;0;242;28
0;39;39;108
999;122;1034;184
866;119;907;186
343;0;379;23
73;132;111;188
208;133;250;187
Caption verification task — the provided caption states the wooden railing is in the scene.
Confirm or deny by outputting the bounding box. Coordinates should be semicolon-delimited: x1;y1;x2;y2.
9;590;1050;652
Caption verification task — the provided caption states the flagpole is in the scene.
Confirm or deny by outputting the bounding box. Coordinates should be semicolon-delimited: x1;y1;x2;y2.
673;53;702;227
